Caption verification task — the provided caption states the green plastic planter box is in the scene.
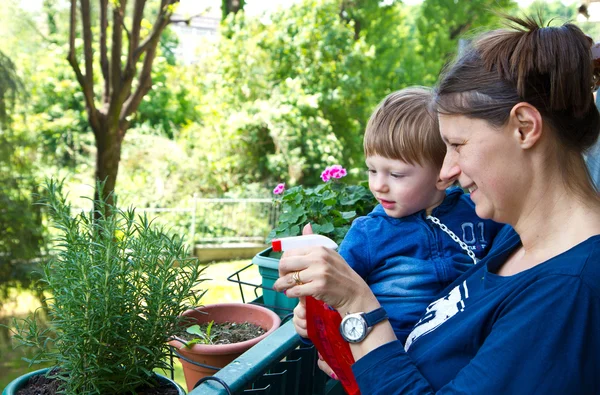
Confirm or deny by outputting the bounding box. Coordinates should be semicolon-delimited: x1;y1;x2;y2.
252;247;299;317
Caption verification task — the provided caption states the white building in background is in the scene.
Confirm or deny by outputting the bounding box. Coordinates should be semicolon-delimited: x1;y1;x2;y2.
169;15;220;64
168;1;221;64
168;0;298;64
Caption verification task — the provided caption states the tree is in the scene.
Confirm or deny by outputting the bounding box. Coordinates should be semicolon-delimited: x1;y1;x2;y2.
67;0;183;209
338;0;403;41
193;0;377;188
414;0;516;86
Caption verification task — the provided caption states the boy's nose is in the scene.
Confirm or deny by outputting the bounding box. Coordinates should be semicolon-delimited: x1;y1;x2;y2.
440;153;461;185
371;175;388;192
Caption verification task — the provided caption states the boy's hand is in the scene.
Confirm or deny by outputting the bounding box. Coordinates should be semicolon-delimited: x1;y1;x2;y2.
317;353;338;380
292;298;308;338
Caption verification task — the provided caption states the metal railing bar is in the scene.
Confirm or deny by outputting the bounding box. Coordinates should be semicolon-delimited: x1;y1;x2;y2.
194;198;272;203
188;321;301;395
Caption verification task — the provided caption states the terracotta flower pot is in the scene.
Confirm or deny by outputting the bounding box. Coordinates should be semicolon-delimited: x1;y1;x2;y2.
169;303;281;392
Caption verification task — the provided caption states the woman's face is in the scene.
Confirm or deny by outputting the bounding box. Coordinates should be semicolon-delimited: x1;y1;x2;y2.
438;114;524;224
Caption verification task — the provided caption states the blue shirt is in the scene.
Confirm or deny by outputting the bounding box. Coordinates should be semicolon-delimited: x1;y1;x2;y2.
353;225;600;394
584;93;600;190
339;187;503;343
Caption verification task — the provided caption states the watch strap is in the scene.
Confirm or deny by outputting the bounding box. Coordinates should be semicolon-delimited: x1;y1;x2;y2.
363;307;388;328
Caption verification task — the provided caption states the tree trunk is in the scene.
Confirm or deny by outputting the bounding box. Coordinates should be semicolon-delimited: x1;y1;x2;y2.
68;0;180;213
94;126;124;210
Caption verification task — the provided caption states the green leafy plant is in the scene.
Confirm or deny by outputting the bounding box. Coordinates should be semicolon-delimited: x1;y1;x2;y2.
183;321;217;347
268;165;377;245
6;179;206;395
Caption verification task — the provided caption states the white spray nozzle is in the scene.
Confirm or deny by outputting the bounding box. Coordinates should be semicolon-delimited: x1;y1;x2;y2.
271;234;338;252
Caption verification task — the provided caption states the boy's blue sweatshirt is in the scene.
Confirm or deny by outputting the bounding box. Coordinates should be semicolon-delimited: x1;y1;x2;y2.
339;187;503;343
352;225;600;394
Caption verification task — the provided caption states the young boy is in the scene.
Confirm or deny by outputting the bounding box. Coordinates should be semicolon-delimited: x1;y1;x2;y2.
339;87;503;344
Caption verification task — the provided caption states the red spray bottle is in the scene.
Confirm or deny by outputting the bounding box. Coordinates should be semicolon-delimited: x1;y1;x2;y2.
272;235;361;395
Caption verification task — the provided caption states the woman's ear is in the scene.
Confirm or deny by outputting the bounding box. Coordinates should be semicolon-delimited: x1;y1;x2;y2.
510;103;543;149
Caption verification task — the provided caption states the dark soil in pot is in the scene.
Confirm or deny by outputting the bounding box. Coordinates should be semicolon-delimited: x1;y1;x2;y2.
16;369;180;395
182;321;266;345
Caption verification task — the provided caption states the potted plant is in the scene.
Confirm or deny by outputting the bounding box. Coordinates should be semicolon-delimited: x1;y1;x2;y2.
3;179;206;394
168;303;281;392
253;165;377;316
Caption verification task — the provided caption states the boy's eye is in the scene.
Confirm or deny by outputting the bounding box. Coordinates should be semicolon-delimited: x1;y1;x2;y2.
366;169;376;175
390;173;404;179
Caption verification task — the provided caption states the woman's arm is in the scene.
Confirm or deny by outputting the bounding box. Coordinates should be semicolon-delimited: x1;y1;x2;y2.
274;243;398;362
352;275;600;394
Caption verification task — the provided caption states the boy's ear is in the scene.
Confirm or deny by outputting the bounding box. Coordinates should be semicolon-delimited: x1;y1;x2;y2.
510;103;543;149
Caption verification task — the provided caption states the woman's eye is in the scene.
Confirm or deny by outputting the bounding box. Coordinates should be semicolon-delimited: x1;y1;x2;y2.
450;140;466;150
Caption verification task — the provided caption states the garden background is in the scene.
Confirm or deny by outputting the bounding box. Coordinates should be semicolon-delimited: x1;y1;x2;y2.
0;0;596;389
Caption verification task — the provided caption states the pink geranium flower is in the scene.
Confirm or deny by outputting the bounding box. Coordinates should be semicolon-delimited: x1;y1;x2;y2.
273;183;286;195
321;165;347;182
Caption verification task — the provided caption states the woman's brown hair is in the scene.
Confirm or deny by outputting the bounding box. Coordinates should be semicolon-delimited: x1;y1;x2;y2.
434;15;600;197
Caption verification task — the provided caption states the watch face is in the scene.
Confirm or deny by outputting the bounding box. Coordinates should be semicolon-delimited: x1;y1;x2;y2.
341;315;366;342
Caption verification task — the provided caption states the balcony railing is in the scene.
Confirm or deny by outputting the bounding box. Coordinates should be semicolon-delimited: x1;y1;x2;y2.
186;320;344;395
174;238;345;394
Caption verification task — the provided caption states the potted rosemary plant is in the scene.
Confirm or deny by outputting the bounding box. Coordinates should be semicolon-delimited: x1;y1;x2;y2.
3;180;206;394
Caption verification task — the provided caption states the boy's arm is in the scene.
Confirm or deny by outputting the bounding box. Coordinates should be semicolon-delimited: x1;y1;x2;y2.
338;217;372;278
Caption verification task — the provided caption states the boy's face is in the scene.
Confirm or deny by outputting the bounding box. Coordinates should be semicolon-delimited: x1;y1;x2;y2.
366;155;445;218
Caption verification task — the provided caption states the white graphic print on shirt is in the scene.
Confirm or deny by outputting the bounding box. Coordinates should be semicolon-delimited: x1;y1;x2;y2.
405;280;469;350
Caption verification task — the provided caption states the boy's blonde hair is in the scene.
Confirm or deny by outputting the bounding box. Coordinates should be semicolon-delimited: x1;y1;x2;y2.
364;87;445;168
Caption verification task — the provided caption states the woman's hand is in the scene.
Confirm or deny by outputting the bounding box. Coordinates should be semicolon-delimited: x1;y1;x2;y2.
280;224;397;365
293;297;338;380
273;224;379;315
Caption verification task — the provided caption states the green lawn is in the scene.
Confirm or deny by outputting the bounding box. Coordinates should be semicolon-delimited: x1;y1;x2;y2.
0;259;262;390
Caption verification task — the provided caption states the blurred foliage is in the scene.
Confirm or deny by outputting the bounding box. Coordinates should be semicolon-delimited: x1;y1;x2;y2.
132;29;199;140
0;121;46;309
2;0;597;305
177;0;517;192
519;0;600;40
222;0;246;21
0;51;22;126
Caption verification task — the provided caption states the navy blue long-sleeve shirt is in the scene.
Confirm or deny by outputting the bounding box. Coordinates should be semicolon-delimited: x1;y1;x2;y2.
353;225;600;394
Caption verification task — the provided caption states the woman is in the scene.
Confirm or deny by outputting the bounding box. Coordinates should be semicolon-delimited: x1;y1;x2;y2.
274;16;600;394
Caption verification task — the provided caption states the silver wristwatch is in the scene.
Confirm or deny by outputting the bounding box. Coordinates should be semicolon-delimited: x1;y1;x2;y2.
339;307;388;343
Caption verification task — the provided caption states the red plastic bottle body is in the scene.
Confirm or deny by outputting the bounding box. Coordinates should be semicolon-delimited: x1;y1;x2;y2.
271;235;359;394
306;296;361;395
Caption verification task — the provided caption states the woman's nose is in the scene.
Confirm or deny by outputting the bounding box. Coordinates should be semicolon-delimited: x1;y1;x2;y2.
440;153;461;185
